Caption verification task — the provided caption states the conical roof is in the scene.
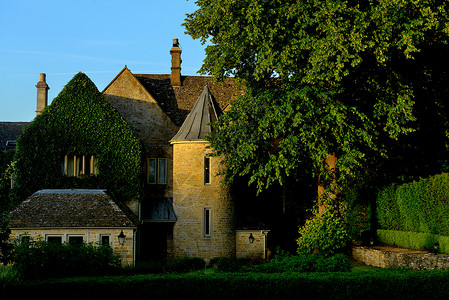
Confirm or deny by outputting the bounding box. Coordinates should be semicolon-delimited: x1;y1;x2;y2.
171;86;223;141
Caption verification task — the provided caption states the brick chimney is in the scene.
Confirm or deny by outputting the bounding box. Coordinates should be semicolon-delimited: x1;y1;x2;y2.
170;38;182;87
36;73;49;116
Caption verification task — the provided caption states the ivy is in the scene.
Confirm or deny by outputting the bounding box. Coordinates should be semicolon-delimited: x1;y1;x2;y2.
12;73;143;207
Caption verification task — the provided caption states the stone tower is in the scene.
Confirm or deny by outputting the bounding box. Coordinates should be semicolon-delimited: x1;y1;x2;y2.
170;86;235;263
36;73;49;116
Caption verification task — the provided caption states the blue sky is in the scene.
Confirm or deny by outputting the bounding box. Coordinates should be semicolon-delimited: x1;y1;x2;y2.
0;0;207;121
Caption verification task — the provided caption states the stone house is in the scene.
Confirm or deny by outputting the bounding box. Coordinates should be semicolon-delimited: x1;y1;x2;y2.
9;189;136;264
8;38;272;264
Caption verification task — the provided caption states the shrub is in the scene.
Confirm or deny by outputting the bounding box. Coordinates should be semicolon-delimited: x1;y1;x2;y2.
210;257;251;272
13;239;121;279
248;252;351;273
297;208;350;257
164;257;206;273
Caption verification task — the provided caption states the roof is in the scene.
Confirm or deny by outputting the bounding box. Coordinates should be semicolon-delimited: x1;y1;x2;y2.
9;189;135;229
171;86;223;141
141;197;177;223
132;73;242;127
0;122;30;150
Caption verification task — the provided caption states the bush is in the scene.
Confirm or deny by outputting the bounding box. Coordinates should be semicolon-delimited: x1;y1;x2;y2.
122;257;206;275
248;252;351;273
297;209;350;257
210;257;252;272
13;239;121;279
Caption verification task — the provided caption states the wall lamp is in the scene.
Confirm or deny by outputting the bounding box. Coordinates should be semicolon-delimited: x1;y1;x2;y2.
249;233;255;243
118;230;126;246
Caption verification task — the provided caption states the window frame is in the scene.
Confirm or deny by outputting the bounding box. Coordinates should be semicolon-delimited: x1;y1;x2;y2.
63;154;97;177
147;158;168;185
204;156;211;184
67;235;84;246
99;234;111;247
46;235;63;244
203;207;212;237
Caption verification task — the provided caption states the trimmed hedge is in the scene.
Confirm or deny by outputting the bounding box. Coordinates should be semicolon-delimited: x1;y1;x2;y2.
4;271;449;299
377;229;449;253
376;173;449;236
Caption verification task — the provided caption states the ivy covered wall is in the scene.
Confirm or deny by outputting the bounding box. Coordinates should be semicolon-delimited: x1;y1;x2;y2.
12;73;143;207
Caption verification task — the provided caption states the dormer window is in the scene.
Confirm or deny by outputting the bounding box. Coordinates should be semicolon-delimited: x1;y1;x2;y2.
63;155;97;177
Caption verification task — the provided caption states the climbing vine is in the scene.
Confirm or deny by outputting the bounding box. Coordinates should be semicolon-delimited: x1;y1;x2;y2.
12;73;143;207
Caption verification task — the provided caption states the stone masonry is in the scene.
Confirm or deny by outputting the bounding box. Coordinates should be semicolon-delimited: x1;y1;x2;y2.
171;141;235;263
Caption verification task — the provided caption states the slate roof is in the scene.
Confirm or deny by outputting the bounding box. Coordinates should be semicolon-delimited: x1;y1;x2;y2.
141;197;177;222
0;122;30;150
171;86;223;141
134;74;242;127
9;189;135;229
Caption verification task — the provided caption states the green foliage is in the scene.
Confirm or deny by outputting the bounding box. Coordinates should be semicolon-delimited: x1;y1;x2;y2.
376;173;449;236
185;0;449;196
13;238;121;279
210;257;252;272
0;212;13;265
122;257;206;275
377;230;449;254
12;73;142;205
297;208;350;257
8;269;449;299
0;150;15;211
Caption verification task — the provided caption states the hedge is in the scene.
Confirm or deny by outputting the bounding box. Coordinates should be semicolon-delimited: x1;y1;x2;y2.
376;173;449;236
4;271;449;299
377;229;449;253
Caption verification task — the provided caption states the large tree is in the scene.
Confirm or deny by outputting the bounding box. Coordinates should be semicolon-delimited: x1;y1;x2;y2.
184;0;449;201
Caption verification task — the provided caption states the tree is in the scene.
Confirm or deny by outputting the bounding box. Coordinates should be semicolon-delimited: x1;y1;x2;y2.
184;0;449;198
185;0;449;254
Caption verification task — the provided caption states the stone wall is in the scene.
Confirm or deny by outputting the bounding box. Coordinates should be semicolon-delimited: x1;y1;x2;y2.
236;230;269;261
103;68;179;145
353;246;449;270
171;141;235;263
10;228;135;264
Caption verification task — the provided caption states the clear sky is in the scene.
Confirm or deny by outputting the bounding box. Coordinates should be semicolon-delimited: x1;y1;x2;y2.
0;0;207;122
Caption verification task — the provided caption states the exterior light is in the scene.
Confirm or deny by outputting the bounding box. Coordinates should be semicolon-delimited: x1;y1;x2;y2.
249;233;255;243
118;230;126;246
434;242;439;254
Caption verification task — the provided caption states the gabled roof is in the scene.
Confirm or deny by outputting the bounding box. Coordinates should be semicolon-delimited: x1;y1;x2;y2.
171;86;223;141
134;74;241;127
0;122;30;150
9;189;135;229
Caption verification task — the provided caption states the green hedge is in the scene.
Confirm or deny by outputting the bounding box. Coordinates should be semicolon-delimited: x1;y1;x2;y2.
377;230;449;253
4;271;449;299
376;173;449;235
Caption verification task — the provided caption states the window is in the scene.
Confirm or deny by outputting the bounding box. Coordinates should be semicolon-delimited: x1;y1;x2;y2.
203;208;212;237
67;235;84;246
63;155;97;177
46;235;62;244
204;157;211;184
147;158;167;184
100;235;110;247
20;235;30;244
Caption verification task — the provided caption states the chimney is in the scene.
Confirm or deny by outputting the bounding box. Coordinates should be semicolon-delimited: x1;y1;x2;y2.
36;73;49;116
170;38;182;87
